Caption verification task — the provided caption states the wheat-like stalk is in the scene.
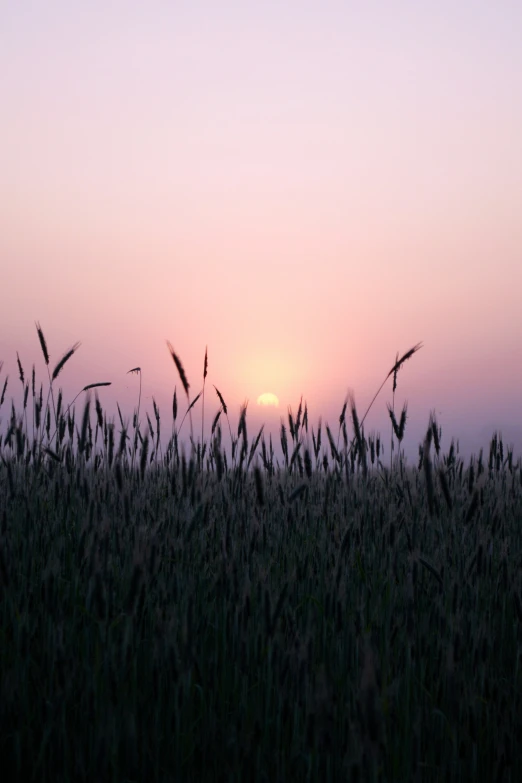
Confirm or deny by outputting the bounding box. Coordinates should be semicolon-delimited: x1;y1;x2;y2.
361;342;422;430
35;321;57;435
201;346;208;458
213;385;234;458
166;342;189;398
127;367;142;470
342;343;422;467
52;343;81;382
35;321;49;365
167;342;195;444
388;401;408;442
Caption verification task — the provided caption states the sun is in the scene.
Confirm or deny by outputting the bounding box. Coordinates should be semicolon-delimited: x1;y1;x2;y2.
257;392;279;408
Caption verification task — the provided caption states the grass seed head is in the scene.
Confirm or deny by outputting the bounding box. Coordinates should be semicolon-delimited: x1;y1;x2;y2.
35;321;50;365
166;342;190;398
52;342;81;381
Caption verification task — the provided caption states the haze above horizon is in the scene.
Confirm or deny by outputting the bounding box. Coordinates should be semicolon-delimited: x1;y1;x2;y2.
1;1;521;458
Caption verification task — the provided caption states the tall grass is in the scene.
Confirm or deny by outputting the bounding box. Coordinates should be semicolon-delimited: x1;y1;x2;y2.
0;331;521;782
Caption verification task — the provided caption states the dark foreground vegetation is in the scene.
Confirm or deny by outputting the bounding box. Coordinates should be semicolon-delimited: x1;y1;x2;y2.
1;331;521;781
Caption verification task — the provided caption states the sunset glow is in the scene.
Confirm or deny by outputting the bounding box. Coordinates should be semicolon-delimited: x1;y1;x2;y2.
1;2;521;457
257;393;280;408
3;7;522;778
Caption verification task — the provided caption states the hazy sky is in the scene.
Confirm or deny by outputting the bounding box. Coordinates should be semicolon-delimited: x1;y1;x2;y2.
1;1;521;458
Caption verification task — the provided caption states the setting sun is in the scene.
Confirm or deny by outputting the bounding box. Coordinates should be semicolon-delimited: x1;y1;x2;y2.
257;392;279;408
2;3;522;777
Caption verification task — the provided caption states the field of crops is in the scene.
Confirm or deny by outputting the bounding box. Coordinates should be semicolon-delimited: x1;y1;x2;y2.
1;340;521;781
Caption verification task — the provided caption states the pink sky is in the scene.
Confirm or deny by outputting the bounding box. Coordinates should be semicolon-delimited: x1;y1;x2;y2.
1;1;522;459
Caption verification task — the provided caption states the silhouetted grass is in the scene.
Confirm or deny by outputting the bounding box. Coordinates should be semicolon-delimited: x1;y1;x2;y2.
0;331;521;782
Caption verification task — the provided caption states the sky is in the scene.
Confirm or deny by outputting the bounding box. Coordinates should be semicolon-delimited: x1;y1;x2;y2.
1;0;522;461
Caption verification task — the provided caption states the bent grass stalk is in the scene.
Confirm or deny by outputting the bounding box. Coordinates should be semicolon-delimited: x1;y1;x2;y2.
178;390;202;437
201;346;208;458
214;384;235;464
167;341;195;447
48;383;111;449
127;367;142;471
345;342;423;464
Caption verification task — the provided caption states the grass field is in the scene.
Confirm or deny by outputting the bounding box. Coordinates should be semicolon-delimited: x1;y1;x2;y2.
1;333;521;781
